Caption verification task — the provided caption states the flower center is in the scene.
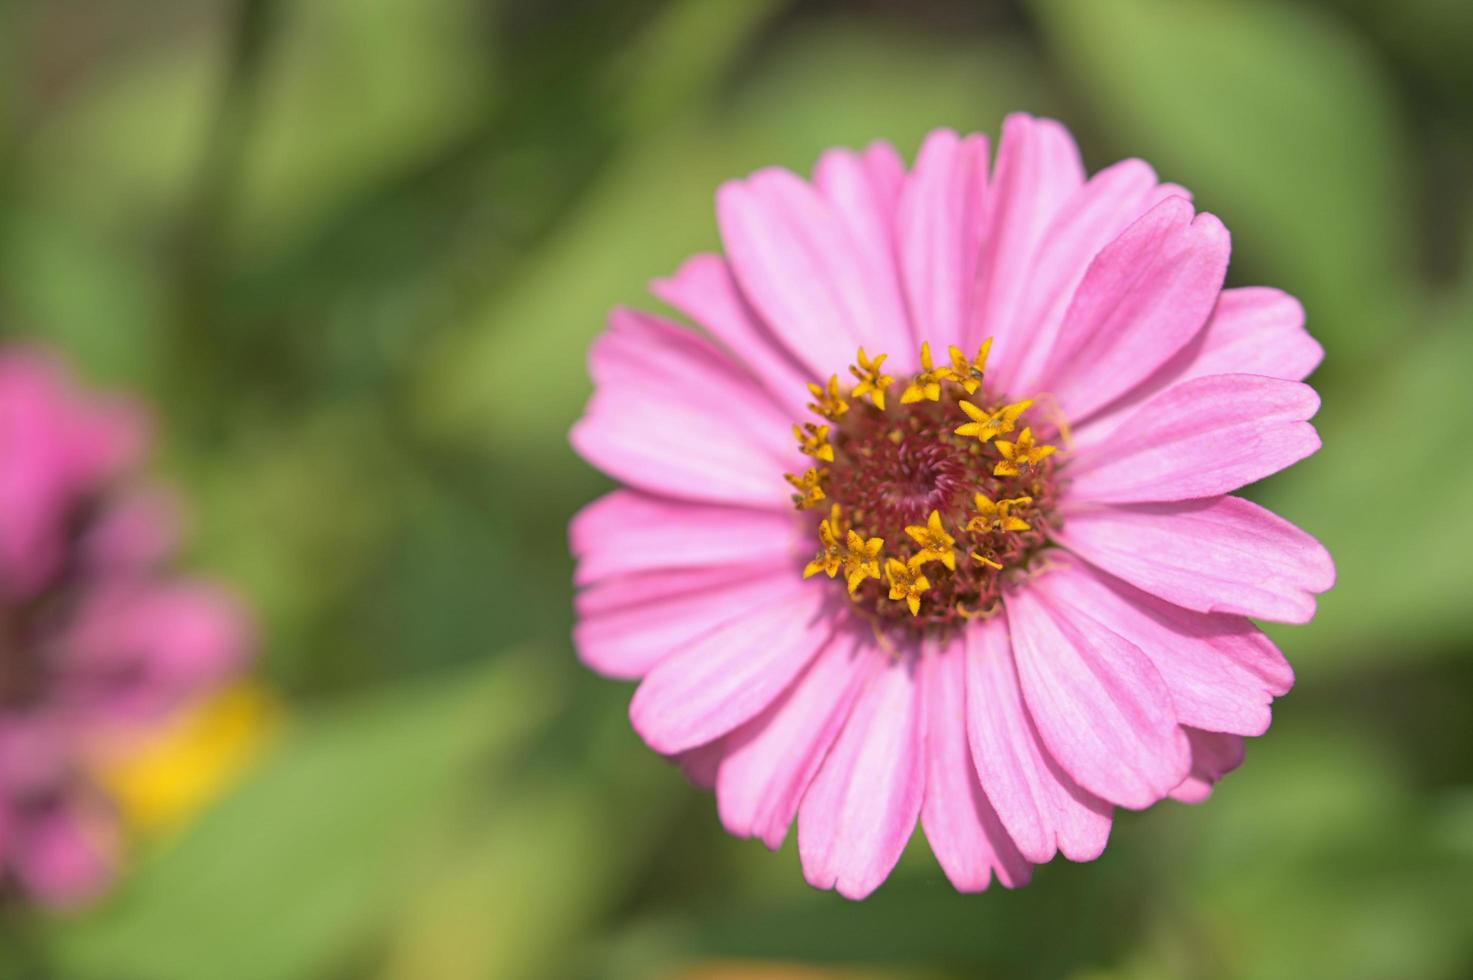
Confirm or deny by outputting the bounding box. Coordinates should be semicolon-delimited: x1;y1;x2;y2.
786;342;1062;631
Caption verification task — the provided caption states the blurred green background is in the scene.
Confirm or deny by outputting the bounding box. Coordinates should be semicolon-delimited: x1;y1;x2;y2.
2;0;1471;977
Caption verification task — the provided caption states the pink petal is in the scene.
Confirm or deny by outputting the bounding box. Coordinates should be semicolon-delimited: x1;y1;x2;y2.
1037;197;1231;422
677;737;728;790
651;254;814;418
11;798;115;907
995;158;1166;395
814;141;912;363
967;114;1085;362
1072;287;1323;447
79;486;181;574
920;637;1032;891
571;308;799;508
1066;374;1321;504
570;490;799;585
62;582;250;726
798;654;926;899
897;129;989;353
629;583;832;754
1172;287;1323;384
717;633;881;849
575;566;802;680
717;165;913;378
0;352;150;599
1170;728;1247;804
1056;496;1336;624
963;614;1112;864
1033;560;1293;736
1006;581;1190;810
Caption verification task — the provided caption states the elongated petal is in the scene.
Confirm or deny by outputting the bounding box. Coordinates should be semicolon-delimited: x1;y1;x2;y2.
1034;560;1293;736
1038;197;1230;421
1170;728;1246;804
799;654;926;899
963;615;1112;864
718;166;913;378
1067;375;1321;503
995;158;1165;394
814;141;911;365
921;637;1032;891
1072;287;1323;447
678;738;728;790
968;114;1085;359
630;584;831;754
717;634;881;849
570;490;800;584
898;130;989;353
1006;584;1191;809
1056;497;1335;624
575;566;803;679
572;308;799;507
651;254;814;418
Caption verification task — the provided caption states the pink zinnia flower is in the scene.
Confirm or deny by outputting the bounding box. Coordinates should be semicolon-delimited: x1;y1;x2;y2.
569;114;1333;899
0;349;250;905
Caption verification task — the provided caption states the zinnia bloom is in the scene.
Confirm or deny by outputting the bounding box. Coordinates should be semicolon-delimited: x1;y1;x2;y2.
570;114;1332;899
0;349;250;905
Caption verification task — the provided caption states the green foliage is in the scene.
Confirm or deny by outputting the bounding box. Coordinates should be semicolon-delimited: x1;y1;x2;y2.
52;653;561;980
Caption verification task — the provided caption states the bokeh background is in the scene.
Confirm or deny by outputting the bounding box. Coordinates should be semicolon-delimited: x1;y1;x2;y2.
1;0;1471;977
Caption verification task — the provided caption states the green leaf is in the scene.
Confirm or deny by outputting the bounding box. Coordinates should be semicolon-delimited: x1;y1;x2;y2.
230;0;492;256
378;781;644;980
1031;0;1415;364
49;652;561;980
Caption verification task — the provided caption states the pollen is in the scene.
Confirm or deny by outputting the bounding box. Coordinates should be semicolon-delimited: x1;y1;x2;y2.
843;530;885;594
803;515;845;579
785;467;827;509
900;342;948;405
945;339;992;395
788;341;1063;630
967;493;1033;534
905;510;957;572
955;398;1032;444
807;375;850;421
794;422;835;462
993;427;1056;477
885;558;930;617
848;348;894;410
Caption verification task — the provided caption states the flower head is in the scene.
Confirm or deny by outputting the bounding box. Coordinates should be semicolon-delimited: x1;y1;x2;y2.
571;115;1331;900
0;350;252;905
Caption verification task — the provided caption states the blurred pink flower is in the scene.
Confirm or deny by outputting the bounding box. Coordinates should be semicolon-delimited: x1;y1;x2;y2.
0;349;250;905
569;114;1333;900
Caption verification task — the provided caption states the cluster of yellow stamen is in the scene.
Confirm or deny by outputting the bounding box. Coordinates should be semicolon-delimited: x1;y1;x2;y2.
784;341;1060;626
802;506;884;594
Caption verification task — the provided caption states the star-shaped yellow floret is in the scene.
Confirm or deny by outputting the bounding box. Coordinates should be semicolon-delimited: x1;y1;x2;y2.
945;339;992;395
900;342;949;405
955;398;1032;444
966;493;1033;534
806;375;850;421
842;530;884;593
993;427;1056;477
793;422;835;463
803;516;845;579
848;347;894;410
904;509;956;571
785;467;827;509
885;558;930;616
